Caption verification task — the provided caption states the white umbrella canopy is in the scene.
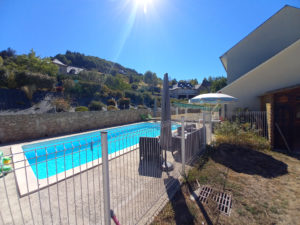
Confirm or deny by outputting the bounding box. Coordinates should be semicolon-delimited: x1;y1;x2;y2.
189;93;238;104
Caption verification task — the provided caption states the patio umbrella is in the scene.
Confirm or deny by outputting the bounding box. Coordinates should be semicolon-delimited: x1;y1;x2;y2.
160;73;173;171
189;92;238;143
189;93;237;104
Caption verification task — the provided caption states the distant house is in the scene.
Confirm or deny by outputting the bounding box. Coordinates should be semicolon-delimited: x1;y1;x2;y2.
52;59;84;75
52;59;68;74
169;80;211;99
219;5;300;151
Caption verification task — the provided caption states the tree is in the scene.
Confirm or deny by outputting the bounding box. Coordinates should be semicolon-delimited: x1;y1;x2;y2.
190;79;198;86
15;71;56;90
118;97;130;110
170;78;177;86
125;90;143;105
107;99;116;106
144;71;158;94
131;83;138;90
52;98;71;112
0;48;16;59
210;77;227;92
88;101;104;111
0;56;3;66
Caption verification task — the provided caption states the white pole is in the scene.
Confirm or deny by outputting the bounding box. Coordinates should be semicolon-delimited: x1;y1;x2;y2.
209;112;213;143
101;132;111;225
181;116;185;175
202;112;206;147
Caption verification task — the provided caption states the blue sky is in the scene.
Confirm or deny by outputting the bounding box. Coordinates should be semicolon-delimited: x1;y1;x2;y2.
1;0;300;81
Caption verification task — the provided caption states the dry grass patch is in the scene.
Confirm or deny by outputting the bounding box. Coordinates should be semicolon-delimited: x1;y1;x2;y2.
152;146;300;225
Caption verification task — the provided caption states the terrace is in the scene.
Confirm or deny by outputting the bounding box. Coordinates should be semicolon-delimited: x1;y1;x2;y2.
0;114;208;225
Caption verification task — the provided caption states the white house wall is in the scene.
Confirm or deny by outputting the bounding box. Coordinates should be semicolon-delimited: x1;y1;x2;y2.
221;6;300;84
221;38;300;111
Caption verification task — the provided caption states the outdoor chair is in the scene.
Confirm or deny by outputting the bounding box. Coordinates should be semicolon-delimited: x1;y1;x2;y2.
139;137;162;164
177;123;197;135
139;137;163;177
171;128;203;163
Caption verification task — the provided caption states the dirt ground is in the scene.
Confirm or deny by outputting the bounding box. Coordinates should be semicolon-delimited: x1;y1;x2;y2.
151;146;300;225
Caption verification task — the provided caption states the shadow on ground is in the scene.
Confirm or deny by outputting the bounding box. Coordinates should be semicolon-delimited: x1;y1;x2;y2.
164;177;195;225
211;144;288;178
138;160;162;178
272;148;300;160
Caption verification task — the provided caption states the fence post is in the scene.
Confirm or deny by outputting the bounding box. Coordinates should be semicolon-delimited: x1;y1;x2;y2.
101;131;111;225
154;98;157;117
209;112;213;143
202;112;206;148
181;116;185;176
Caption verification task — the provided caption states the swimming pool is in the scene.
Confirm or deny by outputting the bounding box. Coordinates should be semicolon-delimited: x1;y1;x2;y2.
23;122;179;179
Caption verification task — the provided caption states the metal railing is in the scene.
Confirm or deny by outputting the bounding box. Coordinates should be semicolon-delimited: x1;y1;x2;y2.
225;111;268;139
1;118;208;225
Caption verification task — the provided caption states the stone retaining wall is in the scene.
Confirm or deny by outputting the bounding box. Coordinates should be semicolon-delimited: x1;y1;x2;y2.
0;109;149;144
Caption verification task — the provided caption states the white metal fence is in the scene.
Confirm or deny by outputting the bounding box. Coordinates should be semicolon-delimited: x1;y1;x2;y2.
224;111;268;139
1;117;209;225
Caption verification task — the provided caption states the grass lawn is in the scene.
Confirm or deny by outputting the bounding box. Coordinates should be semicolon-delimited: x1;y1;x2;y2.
151;145;300;225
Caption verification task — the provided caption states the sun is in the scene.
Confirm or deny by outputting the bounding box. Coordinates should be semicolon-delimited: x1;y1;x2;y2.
135;0;153;14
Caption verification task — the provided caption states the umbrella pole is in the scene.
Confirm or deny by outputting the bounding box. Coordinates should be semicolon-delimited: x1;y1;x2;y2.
165;148;168;173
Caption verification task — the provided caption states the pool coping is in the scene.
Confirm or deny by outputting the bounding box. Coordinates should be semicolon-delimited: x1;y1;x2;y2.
11;121;154;197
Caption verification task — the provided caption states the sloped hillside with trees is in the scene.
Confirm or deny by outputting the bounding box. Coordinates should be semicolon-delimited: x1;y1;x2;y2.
0;48;162;113
0;48;226;114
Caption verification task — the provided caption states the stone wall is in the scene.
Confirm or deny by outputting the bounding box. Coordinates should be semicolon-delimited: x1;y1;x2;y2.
0;109;149;144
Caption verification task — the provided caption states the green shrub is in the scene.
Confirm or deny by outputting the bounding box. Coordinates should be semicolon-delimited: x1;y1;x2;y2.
125;90;143;105
131;83;138;90
140;114;152;121
0;67;9;87
88;101;104;111
52;98;71;112
214;121;270;151
15;71;55;90
109;90;123;99
107;105;118;111
118;97;130;110
107;99;116;106
75;106;88;112
137;104;147;109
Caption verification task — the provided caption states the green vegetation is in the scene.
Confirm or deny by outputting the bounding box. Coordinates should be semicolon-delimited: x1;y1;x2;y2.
0;48;163;111
0;48;228;112
153;129;295;225
107;99;116;106
214;121;270;151
75;106;89;112
209;76;227;92
52;98;71;112
118;97;130;110
140;114;153;121
88;100;104;111
107;105;118;111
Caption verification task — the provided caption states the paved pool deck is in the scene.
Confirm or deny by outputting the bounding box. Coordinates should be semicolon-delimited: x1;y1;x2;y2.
1;142;191;225
1;120;208;225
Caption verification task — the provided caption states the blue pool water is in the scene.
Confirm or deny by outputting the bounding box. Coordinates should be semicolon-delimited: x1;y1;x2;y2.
23;122;179;179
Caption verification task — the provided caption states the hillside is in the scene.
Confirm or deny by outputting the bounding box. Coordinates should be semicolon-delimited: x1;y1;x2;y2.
0;48;226;114
0;48;163;113
54;51;142;78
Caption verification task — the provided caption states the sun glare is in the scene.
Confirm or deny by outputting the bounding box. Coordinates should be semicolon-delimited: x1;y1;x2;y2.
135;0;153;14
